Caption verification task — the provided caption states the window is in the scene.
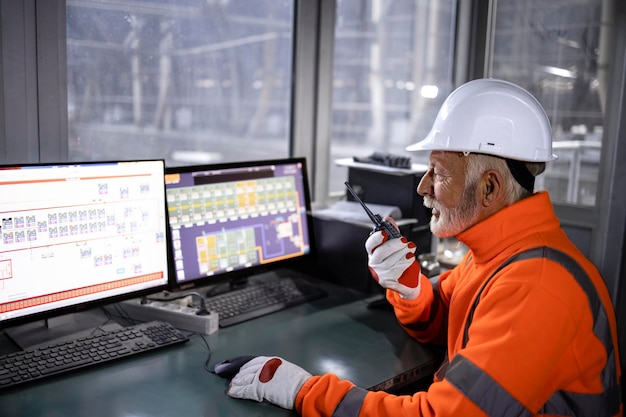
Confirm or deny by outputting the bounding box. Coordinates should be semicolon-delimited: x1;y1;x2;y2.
66;0;295;166
489;0;606;206
328;0;458;195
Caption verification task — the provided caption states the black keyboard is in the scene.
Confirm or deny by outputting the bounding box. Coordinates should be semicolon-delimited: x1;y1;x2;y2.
0;320;188;391
206;277;327;327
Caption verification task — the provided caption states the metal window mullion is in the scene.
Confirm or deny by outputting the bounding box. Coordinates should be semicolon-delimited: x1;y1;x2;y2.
0;0;39;163
36;0;68;162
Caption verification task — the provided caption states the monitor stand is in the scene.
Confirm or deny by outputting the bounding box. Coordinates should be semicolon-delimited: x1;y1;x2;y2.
4;309;123;350
204;276;251;298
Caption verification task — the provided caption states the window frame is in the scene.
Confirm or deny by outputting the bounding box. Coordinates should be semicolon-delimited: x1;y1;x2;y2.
475;0;626;302
1;0;625;305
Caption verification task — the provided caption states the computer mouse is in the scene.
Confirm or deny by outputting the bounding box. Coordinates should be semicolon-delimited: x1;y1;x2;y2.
212;355;256;379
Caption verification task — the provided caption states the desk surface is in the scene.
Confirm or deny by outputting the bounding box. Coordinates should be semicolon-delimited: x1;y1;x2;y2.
0;279;436;417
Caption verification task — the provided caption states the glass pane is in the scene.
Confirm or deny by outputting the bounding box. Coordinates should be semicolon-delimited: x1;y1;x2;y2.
67;0;294;166
490;0;606;206
329;0;457;194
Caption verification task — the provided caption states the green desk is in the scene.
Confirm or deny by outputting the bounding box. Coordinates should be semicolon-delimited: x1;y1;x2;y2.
0;281;436;417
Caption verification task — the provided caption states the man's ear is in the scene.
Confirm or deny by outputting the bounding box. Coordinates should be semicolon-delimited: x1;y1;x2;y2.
481;170;503;206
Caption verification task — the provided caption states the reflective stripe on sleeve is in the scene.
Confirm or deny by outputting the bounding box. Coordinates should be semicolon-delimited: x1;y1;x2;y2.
332;386;368;417
446;354;533;417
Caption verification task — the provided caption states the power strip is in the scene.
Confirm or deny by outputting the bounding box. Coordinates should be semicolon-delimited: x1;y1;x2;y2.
118;298;219;335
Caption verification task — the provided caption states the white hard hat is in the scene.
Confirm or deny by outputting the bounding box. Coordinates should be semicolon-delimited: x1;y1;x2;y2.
406;78;558;162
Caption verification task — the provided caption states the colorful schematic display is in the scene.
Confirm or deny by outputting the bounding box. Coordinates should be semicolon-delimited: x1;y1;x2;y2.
0;161;169;324
165;160;311;285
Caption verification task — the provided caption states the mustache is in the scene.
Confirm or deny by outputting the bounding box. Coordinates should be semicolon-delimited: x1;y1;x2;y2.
423;196;437;210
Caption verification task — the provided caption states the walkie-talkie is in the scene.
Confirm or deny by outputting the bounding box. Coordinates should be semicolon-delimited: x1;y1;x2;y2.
344;181;402;239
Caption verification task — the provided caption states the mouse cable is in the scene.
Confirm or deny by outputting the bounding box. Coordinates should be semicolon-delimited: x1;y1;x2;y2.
182;330;214;373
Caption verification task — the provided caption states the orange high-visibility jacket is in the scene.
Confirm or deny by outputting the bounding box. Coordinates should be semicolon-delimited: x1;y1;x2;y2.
295;192;622;417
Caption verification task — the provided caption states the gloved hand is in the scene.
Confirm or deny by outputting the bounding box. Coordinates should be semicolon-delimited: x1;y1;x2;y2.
365;230;421;299
227;356;312;410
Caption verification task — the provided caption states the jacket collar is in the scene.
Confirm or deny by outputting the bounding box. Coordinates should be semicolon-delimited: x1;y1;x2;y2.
455;191;559;264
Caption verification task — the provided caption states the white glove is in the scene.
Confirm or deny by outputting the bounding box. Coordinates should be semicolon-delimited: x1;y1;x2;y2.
227;356;312;410
365;230;421;299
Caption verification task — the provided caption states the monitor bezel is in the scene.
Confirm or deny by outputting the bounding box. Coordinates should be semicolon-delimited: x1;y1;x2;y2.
164;157;316;292
0;159;172;330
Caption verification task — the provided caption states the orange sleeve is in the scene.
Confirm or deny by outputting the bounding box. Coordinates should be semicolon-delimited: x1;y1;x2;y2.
387;270;453;345
359;379;486;417
296;374;487;417
295;374;355;417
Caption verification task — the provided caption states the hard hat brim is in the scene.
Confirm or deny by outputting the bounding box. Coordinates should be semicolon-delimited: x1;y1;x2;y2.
405;137;434;152
406;136;559;161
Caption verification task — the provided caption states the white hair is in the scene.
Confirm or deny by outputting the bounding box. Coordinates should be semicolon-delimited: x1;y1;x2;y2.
464;154;546;205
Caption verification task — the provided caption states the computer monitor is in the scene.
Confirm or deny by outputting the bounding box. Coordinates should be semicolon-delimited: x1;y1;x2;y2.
164;157;313;291
0;160;170;344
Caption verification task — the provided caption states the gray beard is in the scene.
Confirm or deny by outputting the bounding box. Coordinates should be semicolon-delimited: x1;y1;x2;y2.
425;180;480;238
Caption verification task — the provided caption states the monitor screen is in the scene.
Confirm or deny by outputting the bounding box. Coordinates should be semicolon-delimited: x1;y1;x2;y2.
164;158;313;290
0;160;169;328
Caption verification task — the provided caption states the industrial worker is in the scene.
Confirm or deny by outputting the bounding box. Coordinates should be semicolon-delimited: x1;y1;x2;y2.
225;78;623;416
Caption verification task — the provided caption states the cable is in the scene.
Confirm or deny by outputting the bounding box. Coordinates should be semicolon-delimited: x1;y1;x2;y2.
102;300;216;374
185;331;214;373
92;309;116;336
111;302;139;325
101;303;215;373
